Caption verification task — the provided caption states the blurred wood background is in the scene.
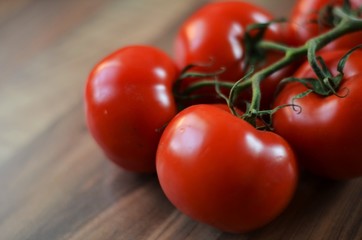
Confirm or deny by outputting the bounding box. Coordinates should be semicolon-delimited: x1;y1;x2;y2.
0;0;361;239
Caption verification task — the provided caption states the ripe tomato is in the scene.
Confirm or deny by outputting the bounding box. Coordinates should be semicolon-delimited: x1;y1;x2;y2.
292;50;362;78
238;52;296;110
285;0;362;50
174;1;292;108
156;104;298;233
273;51;362;179
85;46;178;172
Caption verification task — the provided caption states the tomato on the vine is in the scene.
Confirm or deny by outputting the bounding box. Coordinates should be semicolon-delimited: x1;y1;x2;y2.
273;51;362;179
285;0;362;50
293;50;362;78
85;46;178;172
238;52;296;110
174;1;293;109
156;104;298;233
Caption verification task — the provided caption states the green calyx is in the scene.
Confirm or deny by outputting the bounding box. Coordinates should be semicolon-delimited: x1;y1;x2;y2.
173;62;227;100
238;5;362;128
173;3;362;130
286;44;362;103
244;18;286;70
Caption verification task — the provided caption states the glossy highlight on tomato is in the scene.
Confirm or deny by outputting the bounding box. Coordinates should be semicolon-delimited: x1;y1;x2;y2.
273;52;362;179
85;46;178;172
175;1;281;81
174;1;291;107
156;104;298;233
285;0;362;51
293;50;362;78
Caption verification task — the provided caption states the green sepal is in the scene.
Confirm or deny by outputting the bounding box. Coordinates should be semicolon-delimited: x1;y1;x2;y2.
179;67;226;80
278;77;329;96
228;67;255;116
244;18;286;69
342;0;352;14
337;44;362;74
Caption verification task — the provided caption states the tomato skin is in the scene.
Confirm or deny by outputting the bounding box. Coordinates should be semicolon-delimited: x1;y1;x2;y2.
293;50;362;79
85;46;178;172
174;1;292;108
238;51;296;110
175;1;281;81
273;55;362;179
156;104;298;233
285;0;362;50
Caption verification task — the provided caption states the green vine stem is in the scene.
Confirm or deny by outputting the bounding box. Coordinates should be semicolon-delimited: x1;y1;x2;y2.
238;6;362;124
178;6;362;126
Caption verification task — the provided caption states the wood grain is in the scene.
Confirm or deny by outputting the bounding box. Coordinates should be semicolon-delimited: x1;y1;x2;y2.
0;0;361;239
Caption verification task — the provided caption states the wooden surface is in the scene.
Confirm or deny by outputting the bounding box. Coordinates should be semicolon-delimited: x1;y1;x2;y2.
0;0;361;239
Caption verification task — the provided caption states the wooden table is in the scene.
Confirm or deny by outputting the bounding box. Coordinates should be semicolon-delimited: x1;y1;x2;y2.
1;0;361;239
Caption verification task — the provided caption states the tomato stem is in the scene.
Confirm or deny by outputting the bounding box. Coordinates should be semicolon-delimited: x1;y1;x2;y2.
177;6;362;128
257;41;292;53
241;6;362;126
180;79;234;95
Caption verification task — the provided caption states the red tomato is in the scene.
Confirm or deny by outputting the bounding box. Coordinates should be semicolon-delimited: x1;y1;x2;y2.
273;51;362;179
85;46;178;172
238;51;296;110
285;0;362;50
174;1;291;108
156;104;298;233
292;50;362;78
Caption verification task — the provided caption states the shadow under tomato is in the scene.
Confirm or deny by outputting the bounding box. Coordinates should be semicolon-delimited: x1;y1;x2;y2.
219;171;349;239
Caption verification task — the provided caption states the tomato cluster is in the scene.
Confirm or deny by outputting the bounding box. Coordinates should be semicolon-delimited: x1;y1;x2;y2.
84;0;362;234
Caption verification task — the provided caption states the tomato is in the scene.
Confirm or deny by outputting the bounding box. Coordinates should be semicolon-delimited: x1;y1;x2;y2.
272;51;362;179
237;52;296;110
175;1;281;82
285;0;362;50
174;1;292;108
85;46;178;172
156;104;298;233
292;50;362;78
